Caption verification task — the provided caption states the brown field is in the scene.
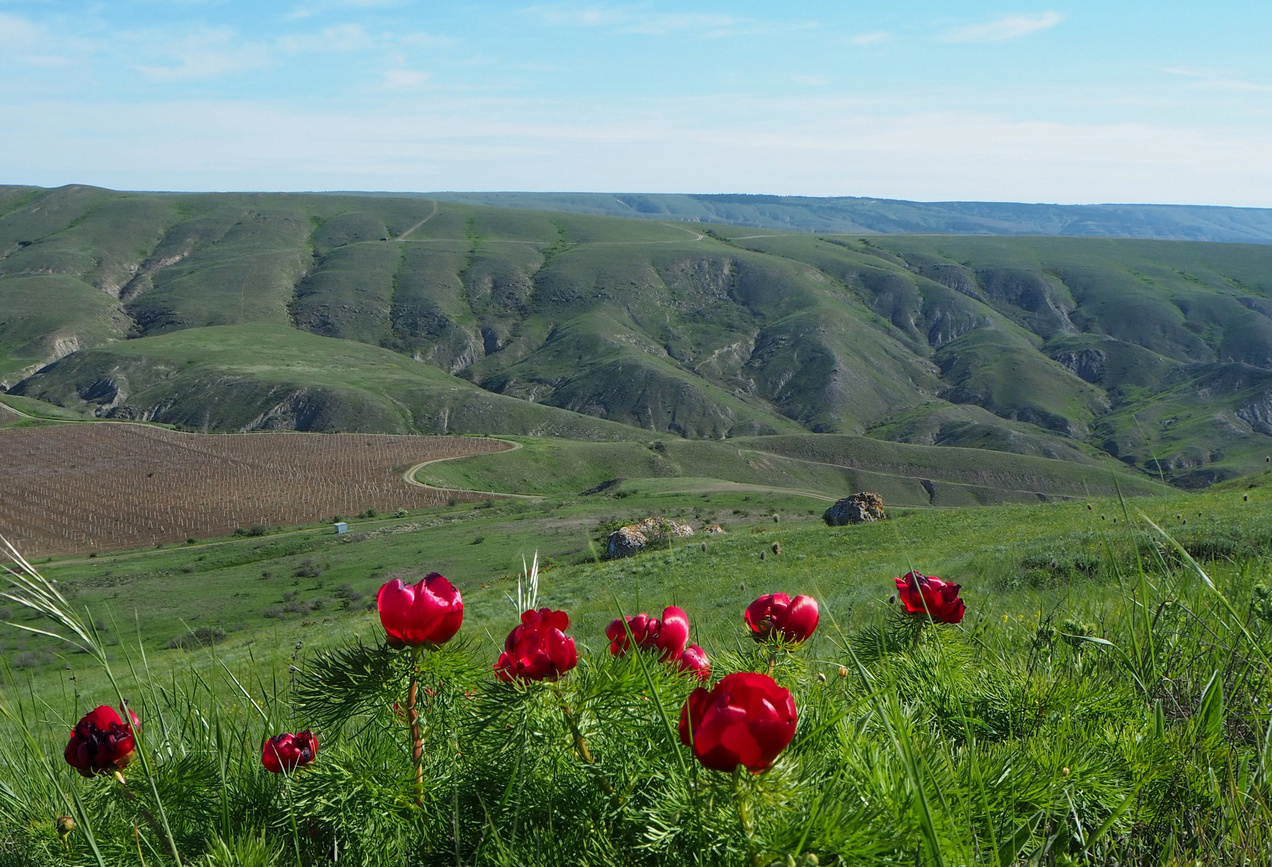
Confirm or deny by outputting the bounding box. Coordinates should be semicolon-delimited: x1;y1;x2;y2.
0;424;511;557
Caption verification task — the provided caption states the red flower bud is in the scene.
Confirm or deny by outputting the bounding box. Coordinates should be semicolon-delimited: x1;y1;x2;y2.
377;573;463;648
261;730;318;774
744;593;819;643
605;605;690;662
894;572;965;624
494;608;577;682
678;672;796;773
676;643;711;681
56;816;75;839
64;705;140;778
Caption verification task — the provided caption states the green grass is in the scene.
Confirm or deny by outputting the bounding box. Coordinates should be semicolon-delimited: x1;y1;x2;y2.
13;324;639;438
416;434;1167;504
4;474;1272;864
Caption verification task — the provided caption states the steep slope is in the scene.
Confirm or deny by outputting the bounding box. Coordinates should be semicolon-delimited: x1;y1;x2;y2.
11;324;643;439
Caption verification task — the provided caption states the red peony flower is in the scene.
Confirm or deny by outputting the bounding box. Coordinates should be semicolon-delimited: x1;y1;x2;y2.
261;730;318;774
64;705;140;778
377;573;463;648
894;572;965;624
494;608;578;682
744;593;819;643
676;643;711;681
678;672;796;773
605;605;690;662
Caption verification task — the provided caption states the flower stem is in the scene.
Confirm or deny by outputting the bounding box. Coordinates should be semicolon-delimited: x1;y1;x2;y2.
408;646;425;809
732;766;763;867
282;776;304;867
111;772;175;864
551;683;614;794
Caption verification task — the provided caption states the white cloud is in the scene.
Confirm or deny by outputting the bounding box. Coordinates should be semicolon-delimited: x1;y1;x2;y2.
382;69;431;89
850;31;889;46
278;24;374;53
0;11;97;69
6;95;1272;207
943;12;1061;43
520;4;814;38
131;27;271;81
286;0;404;16
1162;67;1272;93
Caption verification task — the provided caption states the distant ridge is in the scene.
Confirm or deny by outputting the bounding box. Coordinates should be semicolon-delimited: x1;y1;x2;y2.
415;191;1272;245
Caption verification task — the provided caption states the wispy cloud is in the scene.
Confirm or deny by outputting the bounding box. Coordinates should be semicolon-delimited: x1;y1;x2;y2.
131;27;271;81
0;11;97;68
287;0;405;18
381;69;431;89
850;31;889;46
1162;66;1272;93
9;96;1271;207
278;23;374;53
520;4;814;38
943;12;1061;43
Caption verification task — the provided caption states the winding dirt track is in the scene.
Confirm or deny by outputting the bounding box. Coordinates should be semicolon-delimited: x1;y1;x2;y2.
401;440;544;501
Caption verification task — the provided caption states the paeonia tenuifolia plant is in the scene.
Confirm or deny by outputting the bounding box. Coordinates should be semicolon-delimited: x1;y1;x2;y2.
376;572;464;805
606;605;711;680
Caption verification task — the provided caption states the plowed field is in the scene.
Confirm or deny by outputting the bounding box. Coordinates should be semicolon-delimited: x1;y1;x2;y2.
0;424;509;556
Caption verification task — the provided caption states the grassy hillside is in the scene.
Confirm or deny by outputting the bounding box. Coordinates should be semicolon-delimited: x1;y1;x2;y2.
5;186;1272;486
416;434;1166;505
12;324;639;438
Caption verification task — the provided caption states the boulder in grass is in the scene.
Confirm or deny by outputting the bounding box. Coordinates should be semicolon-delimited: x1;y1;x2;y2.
606;526;648;558
823;492;886;526
606;516;695;558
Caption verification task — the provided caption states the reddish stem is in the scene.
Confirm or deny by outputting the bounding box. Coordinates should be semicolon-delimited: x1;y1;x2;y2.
408;647;424;809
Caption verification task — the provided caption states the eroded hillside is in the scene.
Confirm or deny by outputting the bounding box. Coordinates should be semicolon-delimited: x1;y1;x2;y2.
4;185;1272;486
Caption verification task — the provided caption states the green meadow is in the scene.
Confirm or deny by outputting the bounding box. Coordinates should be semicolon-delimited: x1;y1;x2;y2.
4;452;1272;864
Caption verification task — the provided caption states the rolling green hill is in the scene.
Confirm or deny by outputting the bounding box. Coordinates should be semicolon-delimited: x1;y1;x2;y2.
5;184;1272;488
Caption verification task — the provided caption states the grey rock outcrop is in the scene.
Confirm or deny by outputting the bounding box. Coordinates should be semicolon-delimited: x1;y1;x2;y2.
823;492;886;526
606;516;695;558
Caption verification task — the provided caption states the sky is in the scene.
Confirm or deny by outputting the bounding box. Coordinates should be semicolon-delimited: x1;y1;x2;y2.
1;1;1270;206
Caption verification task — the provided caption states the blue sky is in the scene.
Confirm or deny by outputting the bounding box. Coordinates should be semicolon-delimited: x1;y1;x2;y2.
1;1;1270;205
